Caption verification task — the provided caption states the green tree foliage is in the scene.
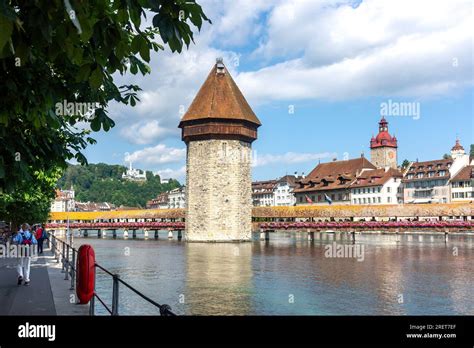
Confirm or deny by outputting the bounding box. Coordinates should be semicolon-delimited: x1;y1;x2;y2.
0;167;62;230
401;159;410;168
0;0;210;192
57;163;180;207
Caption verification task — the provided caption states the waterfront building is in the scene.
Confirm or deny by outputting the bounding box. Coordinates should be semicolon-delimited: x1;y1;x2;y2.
402;139;470;203
122;160;146;181
168;187;186;209
294;156;376;205
252;175;299;206
146;188;185;209
294;117;403;206
403;159;452;203
350;167;403;205
370;117;398;169
146;192;170;209
450;165;473;202
252;180;277;206
179;58;261;241
274;175;298;206
50;188;75;212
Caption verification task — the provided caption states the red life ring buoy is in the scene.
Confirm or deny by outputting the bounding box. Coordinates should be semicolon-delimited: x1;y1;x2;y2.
76;244;95;304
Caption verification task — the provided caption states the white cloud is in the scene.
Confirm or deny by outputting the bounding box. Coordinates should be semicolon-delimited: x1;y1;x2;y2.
238;0;473;102
154;166;186;181
124;144;185;165
202;0;274;47
113;0;473;146
253;151;337;167
120;120;176;144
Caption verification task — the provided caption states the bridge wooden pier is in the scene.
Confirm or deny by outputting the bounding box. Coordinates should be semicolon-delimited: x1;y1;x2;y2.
100;228;160;240
48;222;473;244
50;227;185;241
258;228;360;243
255;223;473;243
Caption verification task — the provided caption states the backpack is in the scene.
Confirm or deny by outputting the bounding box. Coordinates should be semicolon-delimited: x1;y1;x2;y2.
20;233;33;245
41;229;48;239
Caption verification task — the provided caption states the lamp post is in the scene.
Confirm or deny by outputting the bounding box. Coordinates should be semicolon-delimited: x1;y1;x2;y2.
66;199;69;243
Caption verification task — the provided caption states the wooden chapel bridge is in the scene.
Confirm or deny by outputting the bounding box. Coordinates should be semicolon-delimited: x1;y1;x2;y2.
46;203;474;241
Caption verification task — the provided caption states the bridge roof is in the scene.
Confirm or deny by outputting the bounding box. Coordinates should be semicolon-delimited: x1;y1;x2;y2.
49;209;184;221
48;203;473;221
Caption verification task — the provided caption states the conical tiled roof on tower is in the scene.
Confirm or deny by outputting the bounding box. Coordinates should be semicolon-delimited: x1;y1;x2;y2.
179;59;261;143
451;138;464;151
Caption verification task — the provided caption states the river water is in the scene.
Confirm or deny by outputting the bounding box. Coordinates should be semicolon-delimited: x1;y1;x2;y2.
73;231;474;315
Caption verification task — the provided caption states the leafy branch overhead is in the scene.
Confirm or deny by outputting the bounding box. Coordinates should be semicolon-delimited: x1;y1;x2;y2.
0;0;210;192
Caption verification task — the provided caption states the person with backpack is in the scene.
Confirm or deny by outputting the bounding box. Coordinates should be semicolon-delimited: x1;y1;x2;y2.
35;224;46;254
12;223;37;286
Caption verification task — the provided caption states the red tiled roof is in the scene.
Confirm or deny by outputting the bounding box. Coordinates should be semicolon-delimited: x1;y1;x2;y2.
294;157;376;193
403;159;452;182
451;139;465;151
451;165;474;181
277;175;299;187
146;192;169;208
179;62;261;126
75;202;115;212
351;168;403;188
252;180;277;195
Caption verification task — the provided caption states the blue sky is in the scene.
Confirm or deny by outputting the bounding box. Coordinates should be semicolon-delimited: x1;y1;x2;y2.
82;0;473;183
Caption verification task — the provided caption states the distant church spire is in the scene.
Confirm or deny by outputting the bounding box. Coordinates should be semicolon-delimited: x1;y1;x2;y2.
451;137;465;159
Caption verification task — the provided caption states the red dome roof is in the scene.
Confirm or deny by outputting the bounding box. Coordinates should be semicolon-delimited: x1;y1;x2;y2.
370;117;397;148
375;131;393;142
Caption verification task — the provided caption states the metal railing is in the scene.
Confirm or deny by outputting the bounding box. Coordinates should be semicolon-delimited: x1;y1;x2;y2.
48;231;175;316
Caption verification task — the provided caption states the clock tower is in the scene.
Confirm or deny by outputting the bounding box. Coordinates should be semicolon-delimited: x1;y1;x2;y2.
370;117;398;169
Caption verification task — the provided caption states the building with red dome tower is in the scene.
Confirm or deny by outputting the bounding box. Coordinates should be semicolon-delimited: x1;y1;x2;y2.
370;117;398;169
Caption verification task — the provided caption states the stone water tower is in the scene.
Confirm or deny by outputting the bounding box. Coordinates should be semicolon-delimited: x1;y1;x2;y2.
179;58;261;241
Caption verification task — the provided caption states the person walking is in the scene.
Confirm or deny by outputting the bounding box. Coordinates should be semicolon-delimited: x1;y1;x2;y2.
35;224;45;254
13;223;37;286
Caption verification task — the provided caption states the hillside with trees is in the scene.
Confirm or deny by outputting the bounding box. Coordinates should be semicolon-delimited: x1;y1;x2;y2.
57;163;181;208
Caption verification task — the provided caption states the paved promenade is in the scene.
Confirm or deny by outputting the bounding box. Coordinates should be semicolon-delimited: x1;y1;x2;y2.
0;247;89;315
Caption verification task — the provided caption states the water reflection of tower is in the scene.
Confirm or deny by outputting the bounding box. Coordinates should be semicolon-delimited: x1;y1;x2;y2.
184;243;253;315
371;244;406;314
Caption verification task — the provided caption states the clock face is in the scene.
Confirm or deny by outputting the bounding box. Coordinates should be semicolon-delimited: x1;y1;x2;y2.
388;151;395;159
